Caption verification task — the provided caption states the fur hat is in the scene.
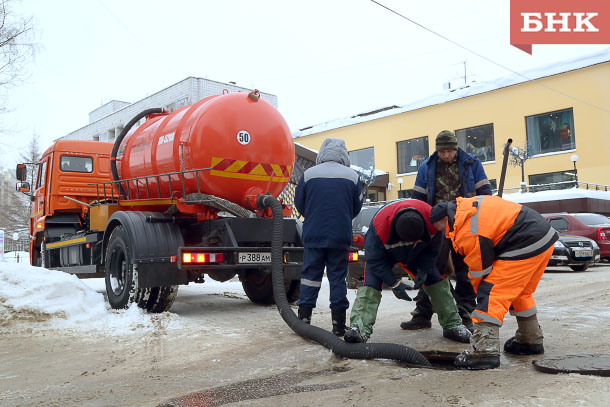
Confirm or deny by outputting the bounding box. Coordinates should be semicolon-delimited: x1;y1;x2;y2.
436;130;458;151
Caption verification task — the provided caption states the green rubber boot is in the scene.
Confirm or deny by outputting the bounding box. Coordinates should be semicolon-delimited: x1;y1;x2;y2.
344;286;382;343
423;278;471;343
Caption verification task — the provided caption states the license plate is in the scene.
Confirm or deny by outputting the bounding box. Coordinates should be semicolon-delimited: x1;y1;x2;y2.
238;252;271;263
574;250;593;258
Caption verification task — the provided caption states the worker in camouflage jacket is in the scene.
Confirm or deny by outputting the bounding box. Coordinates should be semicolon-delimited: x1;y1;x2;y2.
430;196;558;369
294;138;362;337
405;130;492;334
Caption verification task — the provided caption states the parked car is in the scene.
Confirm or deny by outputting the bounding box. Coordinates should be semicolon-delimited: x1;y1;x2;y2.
547;234;600;271
347;202;411;289
543;213;610;262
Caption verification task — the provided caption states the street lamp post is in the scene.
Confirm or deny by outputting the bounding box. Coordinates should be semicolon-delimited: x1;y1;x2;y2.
571;154;579;187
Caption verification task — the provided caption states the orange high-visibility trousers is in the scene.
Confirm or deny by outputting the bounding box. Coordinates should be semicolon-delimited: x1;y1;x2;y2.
470;245;553;325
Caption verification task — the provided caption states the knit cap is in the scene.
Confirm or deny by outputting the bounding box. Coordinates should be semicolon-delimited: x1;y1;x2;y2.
429;202;449;223
395;211;425;242
436;130;458;151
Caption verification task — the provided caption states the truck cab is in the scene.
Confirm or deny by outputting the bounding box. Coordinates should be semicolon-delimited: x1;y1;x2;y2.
23;140;114;267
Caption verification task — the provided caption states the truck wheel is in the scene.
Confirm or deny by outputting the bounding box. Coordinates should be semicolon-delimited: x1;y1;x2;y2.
105;226;137;309
145;285;179;313
241;269;300;305
105;225;179;312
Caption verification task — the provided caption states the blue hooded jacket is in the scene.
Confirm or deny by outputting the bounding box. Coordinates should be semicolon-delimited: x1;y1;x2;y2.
295;138;363;249
412;148;491;205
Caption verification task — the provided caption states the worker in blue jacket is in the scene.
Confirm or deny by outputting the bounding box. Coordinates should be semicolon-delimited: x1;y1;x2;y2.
403;130;492;333
294;138;363;336
343;199;471;344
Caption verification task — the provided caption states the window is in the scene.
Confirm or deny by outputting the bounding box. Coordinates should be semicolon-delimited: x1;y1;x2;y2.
60;155;93;173
349;147;374;170
397;137;428;174
526;108;575;155
36;161;47;189
549;217;569;233
456;123;495;162
529;170;576;191
398;189;412;199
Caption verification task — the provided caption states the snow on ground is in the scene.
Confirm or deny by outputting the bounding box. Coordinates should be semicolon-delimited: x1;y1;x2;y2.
0;260;214;335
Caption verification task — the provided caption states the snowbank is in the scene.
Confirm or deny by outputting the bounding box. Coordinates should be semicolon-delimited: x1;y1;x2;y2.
0;261;185;335
503;187;610;204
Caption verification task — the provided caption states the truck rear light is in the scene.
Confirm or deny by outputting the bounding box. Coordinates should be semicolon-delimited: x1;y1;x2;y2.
353;233;365;247
182;252;224;264
349;252;359;262
598;228;608;241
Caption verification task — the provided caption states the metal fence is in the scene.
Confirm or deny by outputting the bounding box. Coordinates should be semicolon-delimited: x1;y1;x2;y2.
279;154;316;219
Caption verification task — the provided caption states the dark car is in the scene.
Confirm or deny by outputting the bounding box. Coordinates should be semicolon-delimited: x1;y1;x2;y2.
543;213;610;262
547;234;600;271
347;203;410;289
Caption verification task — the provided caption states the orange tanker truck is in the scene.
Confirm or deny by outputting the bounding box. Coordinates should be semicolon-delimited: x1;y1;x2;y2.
15;90;307;312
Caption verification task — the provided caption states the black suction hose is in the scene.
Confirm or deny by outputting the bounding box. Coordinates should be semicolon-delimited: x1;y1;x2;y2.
257;194;431;367
110;108;165;197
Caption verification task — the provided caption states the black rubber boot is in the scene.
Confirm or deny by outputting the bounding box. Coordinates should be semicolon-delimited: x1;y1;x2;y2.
454;322;501;370
460;314;475;333
331;308;347;337
504;314;544;355
504;337;544;355
442;325;472;343
454;350;501;370
400;314;432;330
298;306;313;324
344;327;368;343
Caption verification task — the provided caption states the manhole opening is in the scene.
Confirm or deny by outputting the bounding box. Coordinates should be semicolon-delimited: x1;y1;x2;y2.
419;350;459;370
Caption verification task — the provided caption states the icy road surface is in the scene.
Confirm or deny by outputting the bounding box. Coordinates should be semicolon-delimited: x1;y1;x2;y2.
1;259;610;406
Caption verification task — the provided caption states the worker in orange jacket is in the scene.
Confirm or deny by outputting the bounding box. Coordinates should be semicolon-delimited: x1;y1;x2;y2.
430;195;558;370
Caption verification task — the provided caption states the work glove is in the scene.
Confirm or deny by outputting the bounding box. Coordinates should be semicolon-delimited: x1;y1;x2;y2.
412;272;426;290
391;281;412;301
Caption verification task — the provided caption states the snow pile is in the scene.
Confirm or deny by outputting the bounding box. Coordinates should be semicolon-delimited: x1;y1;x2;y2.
503;187;610;204
1;251;29;263
0;261;184;335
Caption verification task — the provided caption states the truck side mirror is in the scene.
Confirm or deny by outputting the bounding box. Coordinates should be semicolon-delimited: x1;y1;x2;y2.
16;181;30;193
16;164;27;181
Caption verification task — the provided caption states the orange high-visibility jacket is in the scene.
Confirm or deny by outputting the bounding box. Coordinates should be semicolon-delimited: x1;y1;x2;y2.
445;196;558;278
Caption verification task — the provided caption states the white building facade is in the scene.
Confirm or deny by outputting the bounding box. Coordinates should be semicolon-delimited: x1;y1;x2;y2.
61;77;278;142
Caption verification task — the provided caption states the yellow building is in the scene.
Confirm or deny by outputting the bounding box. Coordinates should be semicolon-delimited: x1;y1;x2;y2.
293;50;610;202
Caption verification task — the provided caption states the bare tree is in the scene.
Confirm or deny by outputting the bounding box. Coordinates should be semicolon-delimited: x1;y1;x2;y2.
0;133;39;241
0;0;37;124
0;0;36;87
508;142;535;183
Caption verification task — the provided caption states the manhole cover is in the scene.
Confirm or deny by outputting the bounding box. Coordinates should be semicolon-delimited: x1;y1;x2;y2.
533;354;610;376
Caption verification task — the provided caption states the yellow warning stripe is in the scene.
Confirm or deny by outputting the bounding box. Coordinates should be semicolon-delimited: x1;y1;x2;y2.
46;237;86;249
209;170;289;182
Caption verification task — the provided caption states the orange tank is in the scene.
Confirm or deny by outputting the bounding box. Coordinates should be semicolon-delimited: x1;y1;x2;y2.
115;92;294;209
